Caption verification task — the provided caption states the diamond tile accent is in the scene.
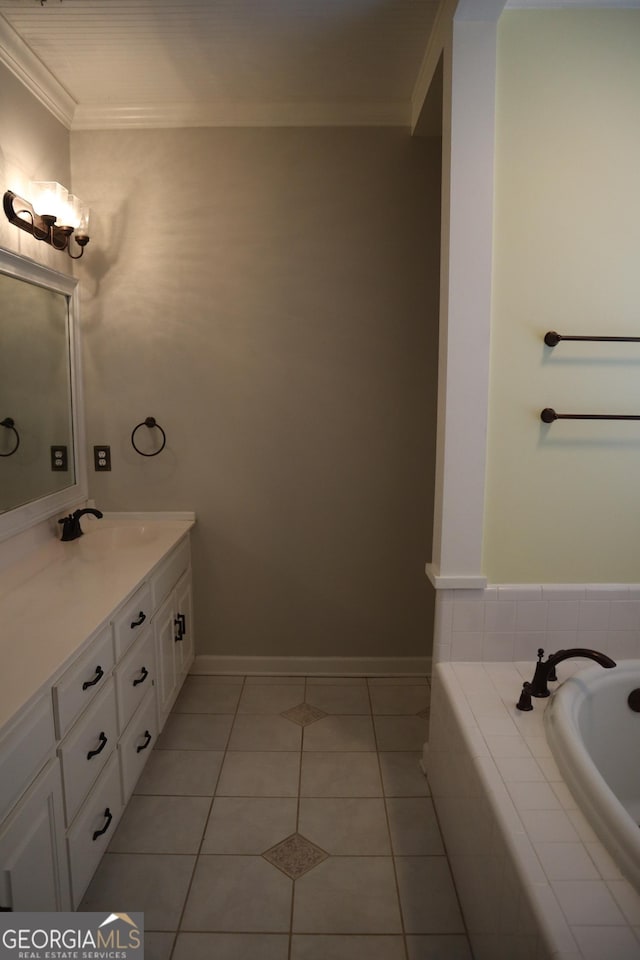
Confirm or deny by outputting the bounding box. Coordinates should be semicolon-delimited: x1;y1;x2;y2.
262;832;329;879
281;702;327;726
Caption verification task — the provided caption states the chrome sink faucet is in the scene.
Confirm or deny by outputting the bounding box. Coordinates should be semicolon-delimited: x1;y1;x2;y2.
58;507;103;541
517;647;616;711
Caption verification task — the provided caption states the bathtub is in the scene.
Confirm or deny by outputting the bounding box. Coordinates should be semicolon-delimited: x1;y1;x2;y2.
545;659;640;892
427;661;640;960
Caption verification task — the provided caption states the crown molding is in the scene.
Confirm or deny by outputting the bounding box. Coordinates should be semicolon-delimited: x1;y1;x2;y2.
71;99;411;130
0;15;75;129
0;12;412;131
0;11;411;131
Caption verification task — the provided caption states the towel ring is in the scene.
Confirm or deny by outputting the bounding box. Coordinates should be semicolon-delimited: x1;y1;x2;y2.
0;417;20;457
131;417;166;457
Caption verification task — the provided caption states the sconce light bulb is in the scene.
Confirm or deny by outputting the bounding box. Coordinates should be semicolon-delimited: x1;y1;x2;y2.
77;207;90;235
29;181;68;221
60;194;79;230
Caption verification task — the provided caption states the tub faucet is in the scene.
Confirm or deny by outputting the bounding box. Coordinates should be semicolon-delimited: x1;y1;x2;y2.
526;647;616;701
58;507;103;541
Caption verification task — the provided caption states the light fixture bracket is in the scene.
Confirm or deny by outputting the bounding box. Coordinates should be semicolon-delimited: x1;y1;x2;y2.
3;189;89;258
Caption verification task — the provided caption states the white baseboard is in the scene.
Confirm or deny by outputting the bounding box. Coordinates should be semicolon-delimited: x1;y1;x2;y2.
191;654;432;677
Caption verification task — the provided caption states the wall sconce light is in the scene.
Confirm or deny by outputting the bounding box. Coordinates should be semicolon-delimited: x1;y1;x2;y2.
3;181;90;259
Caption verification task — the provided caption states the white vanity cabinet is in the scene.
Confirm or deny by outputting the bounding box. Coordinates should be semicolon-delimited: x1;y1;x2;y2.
0;521;194;913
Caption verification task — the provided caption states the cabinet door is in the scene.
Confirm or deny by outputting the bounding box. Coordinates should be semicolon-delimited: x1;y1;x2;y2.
0;758;70;912
174;570;194;680
0;693;55;825
154;592;179;725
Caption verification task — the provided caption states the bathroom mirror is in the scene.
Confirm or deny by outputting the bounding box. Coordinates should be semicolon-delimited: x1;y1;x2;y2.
0;247;87;542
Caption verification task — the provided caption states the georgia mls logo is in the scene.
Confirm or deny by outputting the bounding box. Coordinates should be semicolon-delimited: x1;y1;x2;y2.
0;912;144;959
97;913;142;949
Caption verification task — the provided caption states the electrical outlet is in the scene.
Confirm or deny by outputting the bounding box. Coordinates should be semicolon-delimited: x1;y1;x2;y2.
51;445;68;471
94;445;111;471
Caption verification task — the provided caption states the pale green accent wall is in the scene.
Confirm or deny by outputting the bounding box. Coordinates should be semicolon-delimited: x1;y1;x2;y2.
483;10;640;584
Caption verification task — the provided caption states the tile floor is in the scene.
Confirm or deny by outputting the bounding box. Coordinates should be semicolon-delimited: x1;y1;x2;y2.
81;675;474;960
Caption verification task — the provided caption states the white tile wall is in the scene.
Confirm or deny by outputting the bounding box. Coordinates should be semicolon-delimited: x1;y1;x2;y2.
426;662;640;960
433;584;640;663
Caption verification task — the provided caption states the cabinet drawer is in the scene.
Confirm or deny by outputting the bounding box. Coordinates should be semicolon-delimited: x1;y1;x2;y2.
53;627;114;740
0;693;55;823
59;679;118;826
118;690;157;803
151;538;189;611
67;751;123;908
112;583;153;659
114;628;156;734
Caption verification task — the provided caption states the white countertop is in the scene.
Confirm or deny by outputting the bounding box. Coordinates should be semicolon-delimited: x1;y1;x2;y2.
0;514;194;731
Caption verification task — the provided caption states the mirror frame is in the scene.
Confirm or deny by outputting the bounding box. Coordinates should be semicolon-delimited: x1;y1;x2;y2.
0;246;87;543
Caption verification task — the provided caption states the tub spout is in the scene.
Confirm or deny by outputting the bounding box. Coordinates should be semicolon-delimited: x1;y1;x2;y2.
528;647;616;700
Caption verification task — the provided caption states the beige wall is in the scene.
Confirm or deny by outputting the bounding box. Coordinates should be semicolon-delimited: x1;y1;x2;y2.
484;10;640;584
71;127;441;658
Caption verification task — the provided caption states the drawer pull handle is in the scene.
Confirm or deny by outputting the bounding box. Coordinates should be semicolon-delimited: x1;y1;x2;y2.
136;730;152;753
130;611;146;629
87;731;108;760
174;613;186;641
92;807;113;841
82;665;104;691
133;666;149;687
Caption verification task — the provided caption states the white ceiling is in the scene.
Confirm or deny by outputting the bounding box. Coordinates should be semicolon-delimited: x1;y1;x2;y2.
0;0;441;129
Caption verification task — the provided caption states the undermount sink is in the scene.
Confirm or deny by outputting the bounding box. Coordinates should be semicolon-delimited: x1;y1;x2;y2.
78;521;161;549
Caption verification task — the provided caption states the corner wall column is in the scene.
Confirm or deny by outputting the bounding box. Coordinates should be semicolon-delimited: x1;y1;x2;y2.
427;6;505;592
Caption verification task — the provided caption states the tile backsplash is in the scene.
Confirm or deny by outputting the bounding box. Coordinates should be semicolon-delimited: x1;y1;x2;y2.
434;584;640;663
